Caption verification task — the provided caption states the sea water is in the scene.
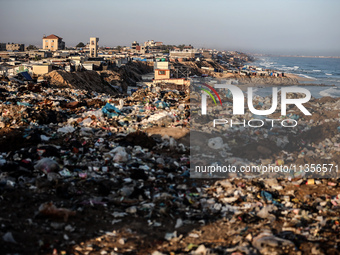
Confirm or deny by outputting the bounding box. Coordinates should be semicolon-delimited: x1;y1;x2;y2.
251;56;340;98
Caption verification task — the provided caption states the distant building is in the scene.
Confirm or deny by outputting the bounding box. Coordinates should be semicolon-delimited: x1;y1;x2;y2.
170;49;200;59
144;40;163;47
144;40;154;47
33;64;52;75
131;41;139;50
0;43;6;51
154;61;170;80
154;69;170;80
202;50;212;59
6;43;25;52
131;41;145;54
135;45;145;54
42;34;65;51
28;50;53;59
89;37;99;58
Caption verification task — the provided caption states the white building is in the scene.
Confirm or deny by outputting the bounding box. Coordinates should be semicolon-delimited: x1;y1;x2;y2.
89;37;99;58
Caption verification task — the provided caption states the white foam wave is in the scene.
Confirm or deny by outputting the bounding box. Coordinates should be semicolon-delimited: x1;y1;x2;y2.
259;61;274;68
325;73;332;76
319;87;340;97
313;70;321;72
297;74;317;80
279;66;300;71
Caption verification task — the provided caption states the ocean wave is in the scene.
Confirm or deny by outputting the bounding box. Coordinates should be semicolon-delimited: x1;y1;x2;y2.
312;70;321;72
259;62;275;68
296;74;317;80
325;73;332;76
279;67;297;71
319;87;340;97
278;65;300;71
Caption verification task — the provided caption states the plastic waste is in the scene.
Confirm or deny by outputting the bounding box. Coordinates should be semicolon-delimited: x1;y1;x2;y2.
102;103;121;118
34;158;60;173
57;125;75;133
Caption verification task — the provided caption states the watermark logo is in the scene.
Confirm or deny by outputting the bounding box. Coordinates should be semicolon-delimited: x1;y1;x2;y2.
199;83;223;106
201;84;311;116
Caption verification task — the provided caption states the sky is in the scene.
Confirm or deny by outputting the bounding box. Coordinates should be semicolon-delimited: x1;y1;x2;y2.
1;0;339;56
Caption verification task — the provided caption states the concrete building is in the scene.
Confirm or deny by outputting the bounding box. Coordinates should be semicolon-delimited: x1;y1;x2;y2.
33;65;52;75
28;50;53;59
144;40;163;47
6;43;25;51
170;49;200;59
154;69;170;80
135;45;145;54
42;34;65;51
89;37;99;58
154;61;169;70
0;43;6;51
202;50;212;59
154;61;170;80
131;41;139;50
131;41;145;54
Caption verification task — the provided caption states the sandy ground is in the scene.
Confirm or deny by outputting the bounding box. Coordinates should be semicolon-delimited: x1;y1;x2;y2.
145;127;189;140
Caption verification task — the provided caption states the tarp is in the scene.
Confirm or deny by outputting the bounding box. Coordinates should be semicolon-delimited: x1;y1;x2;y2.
19;71;32;81
102;103;122;118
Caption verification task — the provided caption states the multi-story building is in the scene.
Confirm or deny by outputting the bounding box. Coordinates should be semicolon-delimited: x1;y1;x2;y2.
131;41;145;54
6;43;25;51
170;49;200;59
131;41;139;50
154;61;170;80
154;41;163;47
89;37;99;58
144;40;163;47
42;34;65;51
0;43;6;51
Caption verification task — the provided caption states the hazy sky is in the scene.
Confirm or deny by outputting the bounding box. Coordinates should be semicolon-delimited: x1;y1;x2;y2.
1;0;339;55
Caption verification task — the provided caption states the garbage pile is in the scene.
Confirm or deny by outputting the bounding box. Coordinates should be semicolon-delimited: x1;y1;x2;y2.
0;79;340;254
190;90;340;179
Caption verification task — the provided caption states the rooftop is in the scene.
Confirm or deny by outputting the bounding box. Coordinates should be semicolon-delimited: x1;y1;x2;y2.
43;34;63;40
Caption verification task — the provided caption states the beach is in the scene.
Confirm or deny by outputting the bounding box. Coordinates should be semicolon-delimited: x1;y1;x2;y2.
285;73;315;82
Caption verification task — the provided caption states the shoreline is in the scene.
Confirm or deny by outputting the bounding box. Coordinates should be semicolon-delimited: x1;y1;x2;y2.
285;73;315;81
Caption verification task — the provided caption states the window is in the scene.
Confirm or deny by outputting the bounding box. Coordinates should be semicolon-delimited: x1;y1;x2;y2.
158;70;166;75
45;40;48;42
52;40;54;42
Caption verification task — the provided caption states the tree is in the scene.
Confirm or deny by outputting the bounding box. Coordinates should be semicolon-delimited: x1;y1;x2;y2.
76;42;85;48
26;44;38;50
116;46;122;52
178;44;185;51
